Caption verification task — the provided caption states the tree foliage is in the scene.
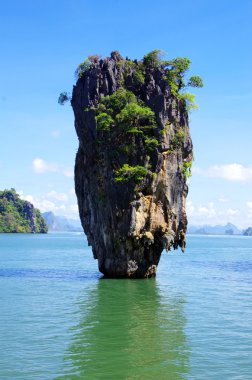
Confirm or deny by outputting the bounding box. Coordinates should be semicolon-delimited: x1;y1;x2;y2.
58;92;71;105
187;75;204;88
0;189;48;233
116;102;156;132
179;92;199;111
75;59;91;79
96;113;114;131
115;164;148;183
143;49;165;68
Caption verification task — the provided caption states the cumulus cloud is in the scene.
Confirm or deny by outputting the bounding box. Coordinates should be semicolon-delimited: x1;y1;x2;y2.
32;158;74;178
247;202;252;219
33;158;58;174
227;208;239;216
20;191;78;218
187;201;216;219
193;163;252;182
187;200;242;226
218;197;229;203
63;169;74;178
47;190;68;202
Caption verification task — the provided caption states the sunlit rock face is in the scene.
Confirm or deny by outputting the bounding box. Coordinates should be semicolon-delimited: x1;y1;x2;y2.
72;52;192;278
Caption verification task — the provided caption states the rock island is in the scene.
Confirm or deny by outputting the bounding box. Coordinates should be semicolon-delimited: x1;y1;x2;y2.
69;50;202;277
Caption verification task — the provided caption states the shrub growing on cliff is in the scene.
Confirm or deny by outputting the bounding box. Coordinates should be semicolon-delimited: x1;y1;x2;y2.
183;161;192;178
144;137;159;152
187;75;204;88
169;128;186;150
179;93;198;111
75;59;91;79
58;92;71;105
116;103;156;132
160;54;203;110
143;49;164;68
164;57;191;91
133;66;145;85
104;88;137;114
96;113;114;131
95;88;157;137
115;164;148;183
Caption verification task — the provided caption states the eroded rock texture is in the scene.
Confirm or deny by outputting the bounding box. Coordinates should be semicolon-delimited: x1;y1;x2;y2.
72;52;193;278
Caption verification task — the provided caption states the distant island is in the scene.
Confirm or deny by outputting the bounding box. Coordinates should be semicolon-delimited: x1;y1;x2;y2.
42;211;82;232
187;223;241;235
188;223;252;236
0;189;48;233
243;227;252;236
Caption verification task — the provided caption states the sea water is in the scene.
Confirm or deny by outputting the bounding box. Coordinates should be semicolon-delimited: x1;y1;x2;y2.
0;233;251;379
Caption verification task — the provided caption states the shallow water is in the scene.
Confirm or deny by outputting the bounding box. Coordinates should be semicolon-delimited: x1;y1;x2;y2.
0;233;251;379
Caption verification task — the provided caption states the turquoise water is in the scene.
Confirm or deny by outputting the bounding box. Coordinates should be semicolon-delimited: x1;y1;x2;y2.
0;233;251;379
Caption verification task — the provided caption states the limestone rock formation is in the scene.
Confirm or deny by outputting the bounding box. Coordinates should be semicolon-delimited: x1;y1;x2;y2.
0;189;48;233
71;51;194;277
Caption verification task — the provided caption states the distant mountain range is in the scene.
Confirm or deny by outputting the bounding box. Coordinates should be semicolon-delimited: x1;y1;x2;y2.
42;212;251;236
187;222;242;235
42;212;83;232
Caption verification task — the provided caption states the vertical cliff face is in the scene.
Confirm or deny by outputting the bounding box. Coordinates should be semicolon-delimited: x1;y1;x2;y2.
71;51;193;278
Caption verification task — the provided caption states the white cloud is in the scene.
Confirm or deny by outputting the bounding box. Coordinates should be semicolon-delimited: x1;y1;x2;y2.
187;200;244;226
193;163;252;182
247;202;252;219
227;208;239;216
33;158;58;174
47;190;68;202
69;204;78;214
19;191;79;219
32;158;74;178
247;201;252;209
63;169;74;178
218;197;229;203
187;201;216;219
22;194;35;204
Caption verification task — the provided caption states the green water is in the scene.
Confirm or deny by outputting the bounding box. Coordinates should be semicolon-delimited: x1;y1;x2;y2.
0;233;251;379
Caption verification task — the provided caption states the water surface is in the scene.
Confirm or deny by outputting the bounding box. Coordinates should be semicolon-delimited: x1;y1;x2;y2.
0;233;251;379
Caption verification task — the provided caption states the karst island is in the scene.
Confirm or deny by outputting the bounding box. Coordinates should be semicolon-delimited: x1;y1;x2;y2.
60;50;203;278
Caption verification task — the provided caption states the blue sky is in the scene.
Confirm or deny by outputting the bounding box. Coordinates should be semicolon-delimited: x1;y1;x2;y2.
0;0;252;227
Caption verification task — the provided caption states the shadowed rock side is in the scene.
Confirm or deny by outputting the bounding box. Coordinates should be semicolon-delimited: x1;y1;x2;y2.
72;51;193;278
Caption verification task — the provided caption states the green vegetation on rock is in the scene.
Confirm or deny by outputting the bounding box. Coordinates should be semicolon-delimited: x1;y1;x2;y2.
75;58;92;79
58;92;71;105
116;102;156;133
115;164;148;183
69;50;203;187
183;161;192;178
169;128;186;150
0;189;48;233
94;88;158;183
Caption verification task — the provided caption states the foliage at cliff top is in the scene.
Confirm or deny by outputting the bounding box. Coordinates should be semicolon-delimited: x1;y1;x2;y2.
0;189;48;233
58;49;203;107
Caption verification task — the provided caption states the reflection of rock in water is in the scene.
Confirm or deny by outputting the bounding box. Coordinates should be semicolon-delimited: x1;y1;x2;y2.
57;280;190;379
